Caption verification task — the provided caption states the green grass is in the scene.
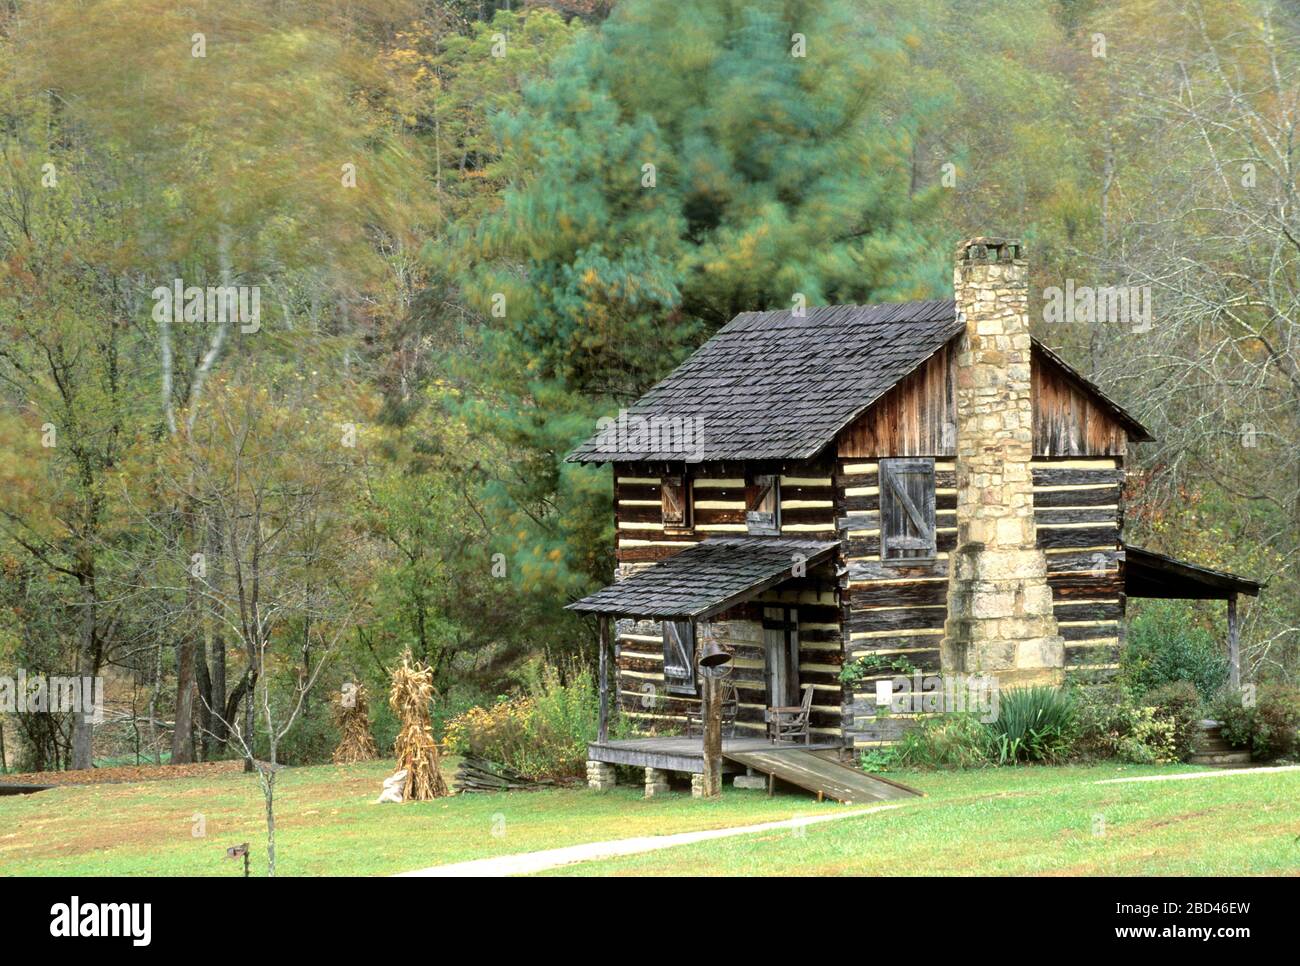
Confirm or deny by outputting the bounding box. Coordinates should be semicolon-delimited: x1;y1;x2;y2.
4;760;1297;876
539;764;1300;876
0;759;830;876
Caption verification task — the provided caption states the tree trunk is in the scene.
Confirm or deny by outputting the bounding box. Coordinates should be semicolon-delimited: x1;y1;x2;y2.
146;638;164;764
262;767;277;877
195;647;212;761
208;513;228;746
211;632;227;745
171;629;197;764
243;670;256;773
172;511;200;763
70;574;99;770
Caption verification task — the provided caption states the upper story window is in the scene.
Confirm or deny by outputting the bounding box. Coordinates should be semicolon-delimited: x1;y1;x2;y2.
880;458;936;561
746;474;780;535
661;475;690;529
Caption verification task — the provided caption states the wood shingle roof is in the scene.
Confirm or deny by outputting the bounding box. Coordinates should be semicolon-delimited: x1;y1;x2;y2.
568;300;963;463
566;537;840;620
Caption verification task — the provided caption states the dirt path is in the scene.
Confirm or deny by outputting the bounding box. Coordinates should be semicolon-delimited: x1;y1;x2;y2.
395;802;908;877
1094;764;1300;785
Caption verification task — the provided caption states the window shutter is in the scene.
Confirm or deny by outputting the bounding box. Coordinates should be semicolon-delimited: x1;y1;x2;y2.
662;621;696;694
661;475;688;528
746;475;780;534
880;458;936;560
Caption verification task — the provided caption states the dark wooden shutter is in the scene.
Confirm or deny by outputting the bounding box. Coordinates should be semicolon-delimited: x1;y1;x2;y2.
746;475;780;534
880;458;936;560
661;475;688;528
662;620;696;694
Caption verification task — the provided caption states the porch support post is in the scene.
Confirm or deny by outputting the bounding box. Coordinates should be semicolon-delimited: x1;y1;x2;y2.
1227;592;1240;692
700;620;722;798
598;614;610;743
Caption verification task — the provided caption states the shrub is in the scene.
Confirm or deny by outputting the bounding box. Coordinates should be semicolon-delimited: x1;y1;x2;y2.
1212;689;1253;751
1213;684;1300;761
1116;707;1180;764
895;713;991;769
1122;600;1229;698
1252;685;1300;760
1072;683;1135;760
858;746;902;773
443;659;599;780
1072;683;1178;764
1143;681;1202;762
985;686;1077;764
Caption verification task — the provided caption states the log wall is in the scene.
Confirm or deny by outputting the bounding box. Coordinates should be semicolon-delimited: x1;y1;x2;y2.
838;459;951;746
611;462;840;735
1032;457;1126;682
838;455;1125;746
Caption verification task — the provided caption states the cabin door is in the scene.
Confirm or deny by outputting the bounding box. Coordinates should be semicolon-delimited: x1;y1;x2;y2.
762;606;800;707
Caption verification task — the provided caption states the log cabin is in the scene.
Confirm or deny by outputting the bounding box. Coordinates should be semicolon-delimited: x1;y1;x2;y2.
566;238;1260;787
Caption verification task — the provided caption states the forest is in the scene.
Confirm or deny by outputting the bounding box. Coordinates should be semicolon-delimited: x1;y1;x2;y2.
0;0;1296;773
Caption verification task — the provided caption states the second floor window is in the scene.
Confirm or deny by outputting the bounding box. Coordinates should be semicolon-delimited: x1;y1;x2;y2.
661;475;689;528
880;458;936;560
746;474;780;534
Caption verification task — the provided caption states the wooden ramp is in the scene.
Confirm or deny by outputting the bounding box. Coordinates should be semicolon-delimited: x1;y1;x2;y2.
723;748;922;804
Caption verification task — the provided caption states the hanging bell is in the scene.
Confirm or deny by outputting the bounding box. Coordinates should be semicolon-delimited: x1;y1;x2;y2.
698;639;733;669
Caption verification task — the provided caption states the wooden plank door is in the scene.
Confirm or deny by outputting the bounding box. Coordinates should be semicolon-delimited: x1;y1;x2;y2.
762;606;800;706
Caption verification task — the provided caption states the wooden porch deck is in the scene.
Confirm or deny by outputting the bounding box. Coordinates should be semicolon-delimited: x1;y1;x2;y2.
587;736;842;774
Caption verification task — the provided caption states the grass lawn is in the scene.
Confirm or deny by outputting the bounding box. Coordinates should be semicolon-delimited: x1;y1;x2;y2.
541;764;1300;876
0;759;833;876
3;760;1297;876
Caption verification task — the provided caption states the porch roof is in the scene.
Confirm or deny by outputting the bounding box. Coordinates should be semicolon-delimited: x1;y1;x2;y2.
567;537;839;621
1124;545;1261;600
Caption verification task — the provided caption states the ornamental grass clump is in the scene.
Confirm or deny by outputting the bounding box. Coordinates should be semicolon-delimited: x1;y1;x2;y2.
984;686;1077;764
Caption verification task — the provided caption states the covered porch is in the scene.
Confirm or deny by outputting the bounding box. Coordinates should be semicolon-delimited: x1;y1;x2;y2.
567;537;842;789
1124;545;1263;688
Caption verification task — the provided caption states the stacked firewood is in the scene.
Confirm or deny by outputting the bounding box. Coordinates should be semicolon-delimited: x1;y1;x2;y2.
454;756;556;794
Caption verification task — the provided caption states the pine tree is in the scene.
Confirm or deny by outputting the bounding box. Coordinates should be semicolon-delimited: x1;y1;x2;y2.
466;0;939;598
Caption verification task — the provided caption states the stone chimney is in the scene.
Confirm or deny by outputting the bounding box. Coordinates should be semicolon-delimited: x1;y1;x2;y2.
941;238;1064;687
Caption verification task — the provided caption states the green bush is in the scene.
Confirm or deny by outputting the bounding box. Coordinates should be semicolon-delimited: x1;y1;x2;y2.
1213;689;1252;751
1072;683;1134;760
1143;681;1201;762
858;746;902;773
1122;600;1229;698
985;686;1077;764
443;659;599;780
1252;685;1300;760
1214;684;1300;761
1072;683;1179;764
894;713;991;769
